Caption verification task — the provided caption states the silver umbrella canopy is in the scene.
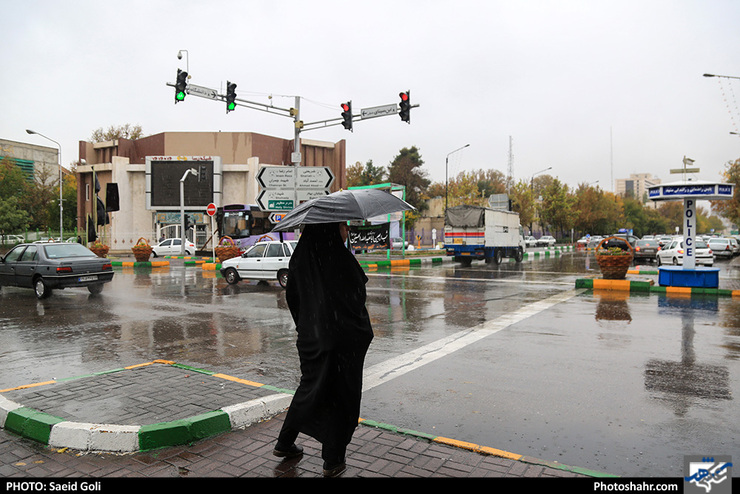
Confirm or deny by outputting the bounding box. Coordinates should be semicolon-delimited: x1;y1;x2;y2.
272;188;414;232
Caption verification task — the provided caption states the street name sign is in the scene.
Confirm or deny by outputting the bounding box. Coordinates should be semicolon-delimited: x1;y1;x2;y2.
361;104;398;119
186;84;220;100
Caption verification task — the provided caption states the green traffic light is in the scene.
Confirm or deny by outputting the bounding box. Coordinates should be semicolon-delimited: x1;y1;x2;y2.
227;102;236;111
176;91;186;101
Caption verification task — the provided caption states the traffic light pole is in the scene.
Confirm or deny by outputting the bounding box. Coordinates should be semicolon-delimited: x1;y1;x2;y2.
180;167;197;255
166;80;419;166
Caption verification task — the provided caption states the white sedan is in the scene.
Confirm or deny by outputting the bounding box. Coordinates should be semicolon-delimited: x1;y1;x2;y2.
152;238;196;257
657;239;713;266
220;240;296;288
538;235;556;247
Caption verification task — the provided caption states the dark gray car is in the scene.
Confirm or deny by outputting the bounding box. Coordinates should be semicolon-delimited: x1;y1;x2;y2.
0;242;114;299
633;239;659;264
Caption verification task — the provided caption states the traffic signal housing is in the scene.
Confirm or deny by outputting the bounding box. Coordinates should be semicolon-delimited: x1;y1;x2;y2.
341;101;353;131
226;81;237;113
399;91;411;123
175;69;188;103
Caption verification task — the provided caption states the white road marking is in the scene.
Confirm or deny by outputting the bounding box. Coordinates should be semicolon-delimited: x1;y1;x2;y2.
362;288;584;391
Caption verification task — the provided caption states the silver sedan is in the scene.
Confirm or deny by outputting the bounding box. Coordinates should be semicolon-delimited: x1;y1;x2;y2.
0;242;114;299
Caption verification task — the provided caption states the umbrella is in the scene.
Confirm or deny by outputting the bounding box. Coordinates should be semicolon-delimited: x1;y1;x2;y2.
272;188;415;232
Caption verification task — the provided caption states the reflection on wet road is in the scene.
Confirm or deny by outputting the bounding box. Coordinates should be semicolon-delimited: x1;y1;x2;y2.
0;251;738;477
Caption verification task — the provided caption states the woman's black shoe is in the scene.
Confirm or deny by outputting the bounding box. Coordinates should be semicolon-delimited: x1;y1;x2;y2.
273;443;303;459
322;461;346;477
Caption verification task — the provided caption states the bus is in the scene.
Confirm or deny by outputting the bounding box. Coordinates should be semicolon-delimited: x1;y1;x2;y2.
215;204;294;250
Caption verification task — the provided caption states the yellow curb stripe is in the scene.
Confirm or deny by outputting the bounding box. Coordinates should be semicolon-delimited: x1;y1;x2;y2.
433;436;522;460
152;359;176;365
0;380;57;393
212;373;265;387
124;362;156;370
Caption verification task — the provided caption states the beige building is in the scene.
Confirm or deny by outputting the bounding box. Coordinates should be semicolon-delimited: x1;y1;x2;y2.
615;173;661;203
76;131;346;253
0;138;67;185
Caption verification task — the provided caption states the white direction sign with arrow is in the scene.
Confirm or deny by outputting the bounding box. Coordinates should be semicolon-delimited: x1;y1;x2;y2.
257;165;334;212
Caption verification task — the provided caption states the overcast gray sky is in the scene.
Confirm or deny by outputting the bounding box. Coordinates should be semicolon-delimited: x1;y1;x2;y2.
2;0;739;193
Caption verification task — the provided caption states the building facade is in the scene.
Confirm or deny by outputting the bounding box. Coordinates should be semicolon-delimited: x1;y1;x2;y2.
76;131;346;253
0;138;65;185
615;173;661;203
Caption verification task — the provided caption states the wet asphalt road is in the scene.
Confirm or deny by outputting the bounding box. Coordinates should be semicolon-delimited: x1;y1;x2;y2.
0;249;738;477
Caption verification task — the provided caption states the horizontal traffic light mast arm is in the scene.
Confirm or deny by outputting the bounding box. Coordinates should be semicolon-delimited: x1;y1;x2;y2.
165;82;294;118
300;103;420;132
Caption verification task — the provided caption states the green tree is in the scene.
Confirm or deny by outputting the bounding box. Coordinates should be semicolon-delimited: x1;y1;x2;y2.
538;178;577;237
0;196;30;235
0;157;34;233
658;201;683;234
711;158;740;227
509;180;536;231
387;146;430;212
347;159;386;187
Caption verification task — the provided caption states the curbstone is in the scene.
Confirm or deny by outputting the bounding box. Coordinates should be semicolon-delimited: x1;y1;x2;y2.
0;395;23;428
49;422;141;453
4;407;65;445
223;394;293;429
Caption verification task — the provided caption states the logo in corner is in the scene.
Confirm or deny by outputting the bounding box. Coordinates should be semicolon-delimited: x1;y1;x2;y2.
684;456;732;494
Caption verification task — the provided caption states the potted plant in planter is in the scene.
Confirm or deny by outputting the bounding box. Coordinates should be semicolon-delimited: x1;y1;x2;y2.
214;236;240;263
131;237;153;262
89;240;109;258
595;236;634;279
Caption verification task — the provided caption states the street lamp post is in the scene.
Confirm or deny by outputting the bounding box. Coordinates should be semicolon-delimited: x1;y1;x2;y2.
26;129;63;240
529;166;552;236
530;166;552;190
445;144;470;211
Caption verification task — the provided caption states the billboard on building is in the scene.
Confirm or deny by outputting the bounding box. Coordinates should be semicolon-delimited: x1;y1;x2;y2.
145;156;222;210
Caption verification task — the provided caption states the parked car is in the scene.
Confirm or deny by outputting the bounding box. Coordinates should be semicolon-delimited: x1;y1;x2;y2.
0;242;114;299
707;238;734;258
633;239;659;264
657;236;674;249
391;237;409;249
611;233;639;247
525;236;538;248
729;237;740;256
586;236;603;249
220;240;296;288
537;235;556;247
152;238;196;257
656;239;713;266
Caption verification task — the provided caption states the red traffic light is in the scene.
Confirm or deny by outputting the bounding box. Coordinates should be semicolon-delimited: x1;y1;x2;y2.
341;101;352;131
399;91;411;123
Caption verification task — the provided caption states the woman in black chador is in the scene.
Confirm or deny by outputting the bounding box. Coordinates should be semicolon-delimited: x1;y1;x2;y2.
273;222;374;477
